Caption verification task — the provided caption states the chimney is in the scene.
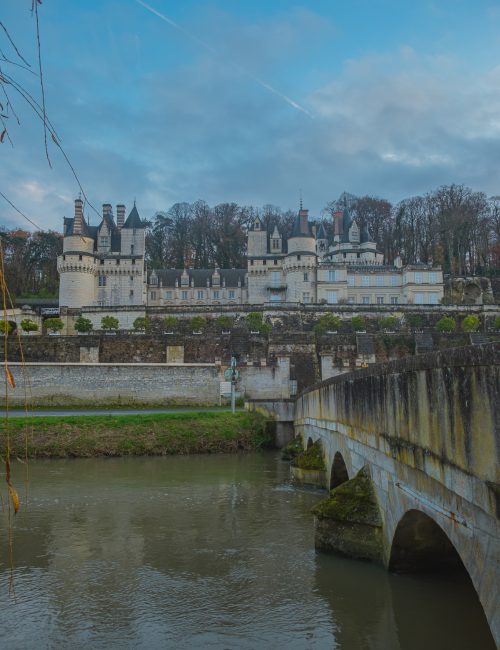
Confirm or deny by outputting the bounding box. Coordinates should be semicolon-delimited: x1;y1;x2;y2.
102;203;113;220
116;204;126;229
73;197;84;234
299;207;309;235
334;211;343;236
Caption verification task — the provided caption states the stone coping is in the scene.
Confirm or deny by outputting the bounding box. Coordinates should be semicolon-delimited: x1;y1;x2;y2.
6;362;217;368
297;342;500;399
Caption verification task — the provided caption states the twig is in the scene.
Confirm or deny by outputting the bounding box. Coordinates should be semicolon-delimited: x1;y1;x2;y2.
0;21;30;67
31;1;51;167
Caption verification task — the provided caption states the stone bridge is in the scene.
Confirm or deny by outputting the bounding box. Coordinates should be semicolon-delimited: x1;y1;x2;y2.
294;343;499;646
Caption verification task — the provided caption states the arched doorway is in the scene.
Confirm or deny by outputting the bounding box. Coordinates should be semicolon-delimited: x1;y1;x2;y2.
389;509;495;648
306;436;314;449
330;451;349;489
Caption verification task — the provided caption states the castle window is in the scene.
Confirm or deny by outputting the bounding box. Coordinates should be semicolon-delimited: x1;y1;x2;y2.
415;293;424;304
362;296;370;304
213;290;219;299
328;270;337;282
429;293;439;304
165;291;172;300
263;260;266;265
415;272;423;284
132;259;135;265
129;276;134;283
228;290;235;299
327;291;337;304
361;276;369;286
297;255;301;261
272;239;280;250
347;297;355;304
98;275;106;287
250;260;254;266
79;255;83;261
347;276;354;287
63;255;66;261
130;244;134;254
303;272;309;282
150;291;157;300
391;275;398;286
376;296;384;304
390;296;399;304
100;259;104;265
273;259;278;265
302;292;310;303
197;290;204;300
181;290;188;300
376;276;384;287
130;290;134;297
100;236;109;247
429;272;438;284
116;259;120;265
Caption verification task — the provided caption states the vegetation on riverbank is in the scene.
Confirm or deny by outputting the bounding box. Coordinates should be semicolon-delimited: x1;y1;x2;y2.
0;411;272;458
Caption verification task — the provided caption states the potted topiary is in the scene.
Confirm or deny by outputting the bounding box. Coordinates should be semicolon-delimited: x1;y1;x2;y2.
44;317;64;335
313;314;341;335
21;318;39;335
0;320;13;336
101;315;119;333
133;316;150;333
435;316;456;333
163;316;177;334
379;315;398;332
216;314;234;334
74;316;93;335
461;315;480;332
191;316;207;334
351;315;366;332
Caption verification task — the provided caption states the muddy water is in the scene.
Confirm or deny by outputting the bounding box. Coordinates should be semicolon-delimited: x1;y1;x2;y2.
0;453;494;649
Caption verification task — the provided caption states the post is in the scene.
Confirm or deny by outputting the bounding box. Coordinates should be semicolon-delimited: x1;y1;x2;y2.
230;355;237;414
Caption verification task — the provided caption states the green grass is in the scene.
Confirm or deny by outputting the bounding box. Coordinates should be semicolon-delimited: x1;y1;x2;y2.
0;411;272;458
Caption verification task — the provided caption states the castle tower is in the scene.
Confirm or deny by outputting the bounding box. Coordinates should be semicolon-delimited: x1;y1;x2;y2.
283;205;317;303
57;198;97;308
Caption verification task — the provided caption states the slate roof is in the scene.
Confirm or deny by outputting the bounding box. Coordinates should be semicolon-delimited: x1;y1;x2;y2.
316;222;328;240
123;205;144;229
149;268;247;288
290;212;314;238
63;216;97;240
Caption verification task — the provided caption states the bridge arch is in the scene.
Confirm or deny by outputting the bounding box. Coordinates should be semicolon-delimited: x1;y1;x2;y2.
329;451;349;489
389;509;495;646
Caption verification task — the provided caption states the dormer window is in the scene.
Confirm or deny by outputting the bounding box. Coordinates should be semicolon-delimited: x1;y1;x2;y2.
272;239;280;250
100;236;109;247
254;220;260;230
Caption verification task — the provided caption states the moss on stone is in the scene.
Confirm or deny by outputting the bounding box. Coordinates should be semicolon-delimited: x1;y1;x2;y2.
291;440;326;470
311;468;382;526
281;435;304;460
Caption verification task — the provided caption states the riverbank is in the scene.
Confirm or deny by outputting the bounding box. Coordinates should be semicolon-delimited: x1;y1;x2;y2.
0;411;272;458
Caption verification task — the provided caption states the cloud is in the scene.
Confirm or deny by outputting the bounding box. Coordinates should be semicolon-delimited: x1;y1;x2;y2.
1;4;500;234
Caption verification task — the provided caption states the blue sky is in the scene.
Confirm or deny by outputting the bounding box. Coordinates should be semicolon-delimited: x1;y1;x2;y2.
2;0;500;230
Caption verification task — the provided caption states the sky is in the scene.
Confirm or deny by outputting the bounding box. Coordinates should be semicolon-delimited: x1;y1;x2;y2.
1;0;500;231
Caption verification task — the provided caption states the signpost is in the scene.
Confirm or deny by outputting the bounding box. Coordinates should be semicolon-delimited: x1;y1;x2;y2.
224;357;238;413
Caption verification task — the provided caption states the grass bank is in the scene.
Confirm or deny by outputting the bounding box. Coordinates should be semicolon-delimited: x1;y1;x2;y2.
0;411;272;458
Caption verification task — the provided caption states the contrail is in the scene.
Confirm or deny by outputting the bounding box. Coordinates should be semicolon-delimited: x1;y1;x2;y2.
136;0;314;118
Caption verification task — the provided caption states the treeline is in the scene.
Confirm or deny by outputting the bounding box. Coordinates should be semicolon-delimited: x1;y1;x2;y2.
0;229;62;299
1;184;498;300
147;184;500;275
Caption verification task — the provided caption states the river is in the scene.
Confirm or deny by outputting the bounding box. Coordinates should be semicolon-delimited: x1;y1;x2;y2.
0;453;494;649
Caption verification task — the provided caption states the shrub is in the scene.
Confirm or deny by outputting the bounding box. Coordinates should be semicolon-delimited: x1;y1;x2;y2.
461;315;480;332
406;314;423;329
435;316;455;333
379;315;398;331
21;318;38;333
351;315;366;332
246;311;272;334
44;317;64;333
0;320;13;335
216;315;234;330
190;316;207;332
163;316;177;331
74;316;93;334
133;316;150;331
101;315;119;330
494;316;500;330
313;314;341;335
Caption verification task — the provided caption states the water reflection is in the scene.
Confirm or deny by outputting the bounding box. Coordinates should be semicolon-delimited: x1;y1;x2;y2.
0;454;494;649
